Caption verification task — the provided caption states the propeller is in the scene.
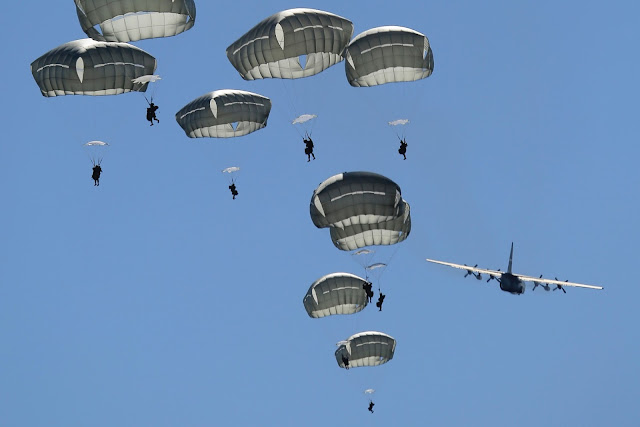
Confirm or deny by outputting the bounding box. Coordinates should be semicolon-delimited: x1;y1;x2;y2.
553;278;567;294
463;264;478;278
532;275;543;291
487;269;501;283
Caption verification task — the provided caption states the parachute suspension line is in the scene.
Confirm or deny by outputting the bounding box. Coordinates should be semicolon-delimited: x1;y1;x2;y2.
308;115;318;137
87;153;101;167
378;244;402;293
365;245;402;294
279;79;300;121
279;79;307;140
149;82;158;103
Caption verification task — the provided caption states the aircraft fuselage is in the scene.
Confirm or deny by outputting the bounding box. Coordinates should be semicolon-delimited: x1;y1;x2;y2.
499;273;525;295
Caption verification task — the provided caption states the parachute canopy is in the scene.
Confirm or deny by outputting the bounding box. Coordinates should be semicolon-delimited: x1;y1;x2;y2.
84;140;109;147
303;272;369;318
344;26;434;87
366;263;387;271
335;331;396;369
132;74;162;85
84;140;109;165
389;119;409;126
31;39;157;97
310;172;411;250
226;8;354;80
175;90;272;138
354;249;374;256
75;0;196;42
292;114;317;125
329;201;411;251
310;171;403;229
222;166;240;174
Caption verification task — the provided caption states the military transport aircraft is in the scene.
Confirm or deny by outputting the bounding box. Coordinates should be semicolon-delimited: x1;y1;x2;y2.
426;243;603;294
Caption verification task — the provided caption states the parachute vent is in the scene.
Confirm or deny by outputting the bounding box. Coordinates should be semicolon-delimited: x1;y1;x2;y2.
298;54;307;70
76;57;85;83
275;23;285;50
345;49;355;70
209;99;218;119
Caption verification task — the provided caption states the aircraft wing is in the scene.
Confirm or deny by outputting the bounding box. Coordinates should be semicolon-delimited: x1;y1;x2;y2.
426;259;503;278
513;274;603;290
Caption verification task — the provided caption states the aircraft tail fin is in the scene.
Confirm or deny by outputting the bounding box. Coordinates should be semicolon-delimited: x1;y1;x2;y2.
507;242;514;273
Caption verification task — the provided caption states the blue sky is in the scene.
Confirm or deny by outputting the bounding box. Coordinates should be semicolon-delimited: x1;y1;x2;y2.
1;1;639;426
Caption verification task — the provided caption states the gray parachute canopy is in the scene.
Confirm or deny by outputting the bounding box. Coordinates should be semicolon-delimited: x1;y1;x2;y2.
175;90;272;138
303;272;369;318
31;39;157;97
335;331;396;368
310;171;404;230
226;8;353;80
330;201;411;251
344;26;434;87
75;0;196;42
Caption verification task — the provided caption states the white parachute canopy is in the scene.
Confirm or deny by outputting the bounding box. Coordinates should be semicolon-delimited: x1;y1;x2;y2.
292;113;318;138
84;140;109;165
222;167;240;174
222;166;240;184
366;263;387;271
131;74;162;84
132;74;161;99
364;389;375;395
292;114;317;125
364;262;388;284
352;249;375;269
354;249;374;256
389;119;410;140
84;140;109;147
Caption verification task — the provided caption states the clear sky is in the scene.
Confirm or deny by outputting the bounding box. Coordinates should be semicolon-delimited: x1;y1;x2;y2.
1;1;639;426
